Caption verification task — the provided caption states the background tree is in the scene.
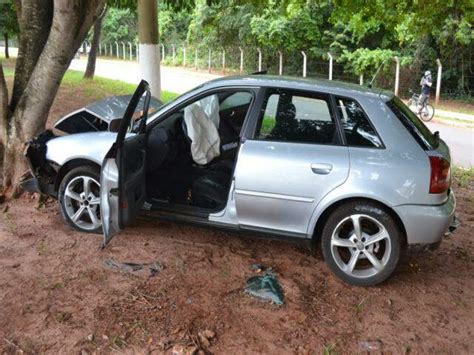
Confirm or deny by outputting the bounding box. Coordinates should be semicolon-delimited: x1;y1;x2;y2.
0;1;19;58
84;7;108;79
0;0;106;193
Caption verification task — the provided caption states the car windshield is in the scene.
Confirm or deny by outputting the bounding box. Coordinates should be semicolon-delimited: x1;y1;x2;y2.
386;97;438;150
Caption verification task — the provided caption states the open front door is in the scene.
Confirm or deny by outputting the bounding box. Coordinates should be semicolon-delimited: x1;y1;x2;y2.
100;80;151;247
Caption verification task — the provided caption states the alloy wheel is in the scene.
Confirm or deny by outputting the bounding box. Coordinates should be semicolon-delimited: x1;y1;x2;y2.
330;214;391;279
63;175;101;231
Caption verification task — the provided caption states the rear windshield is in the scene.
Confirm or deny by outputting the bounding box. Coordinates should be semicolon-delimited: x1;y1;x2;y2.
386;97;438;150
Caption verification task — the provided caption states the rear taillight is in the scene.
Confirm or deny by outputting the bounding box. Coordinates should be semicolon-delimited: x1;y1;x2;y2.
429;156;451;194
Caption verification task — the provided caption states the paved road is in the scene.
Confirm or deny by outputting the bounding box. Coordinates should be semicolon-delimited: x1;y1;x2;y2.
426;122;473;168
69;56;221;94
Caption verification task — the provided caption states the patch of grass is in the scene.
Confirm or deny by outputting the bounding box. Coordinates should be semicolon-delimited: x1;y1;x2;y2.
355;299;366;315
54;310;72;324
36;241;48;255
3;211;17;235
452;166;474;189
62;70;179;103
323;343;338;355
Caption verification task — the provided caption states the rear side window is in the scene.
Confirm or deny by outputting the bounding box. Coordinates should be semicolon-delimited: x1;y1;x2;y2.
255;89;340;145
335;97;382;148
386;97;437;150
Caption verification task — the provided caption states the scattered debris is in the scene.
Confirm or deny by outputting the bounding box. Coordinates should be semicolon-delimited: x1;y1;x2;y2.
359;340;383;351
250;263;268;272
86;334;94;342
245;271;285;305
149;261;163;277
198;329;215;348
103;259;163;277
104;259;143;272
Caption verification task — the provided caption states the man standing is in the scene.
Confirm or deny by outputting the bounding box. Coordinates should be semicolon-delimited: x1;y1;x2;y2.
418;70;433;114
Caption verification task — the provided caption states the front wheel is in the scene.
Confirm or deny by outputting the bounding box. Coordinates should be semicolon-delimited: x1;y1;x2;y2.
420;104;435;121
321;201;401;286
58;165;102;234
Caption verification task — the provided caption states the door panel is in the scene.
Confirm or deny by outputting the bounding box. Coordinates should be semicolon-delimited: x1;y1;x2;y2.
234;140;349;235
101;80;151;246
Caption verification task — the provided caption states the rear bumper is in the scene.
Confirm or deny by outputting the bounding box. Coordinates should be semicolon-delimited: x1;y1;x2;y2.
394;190;456;246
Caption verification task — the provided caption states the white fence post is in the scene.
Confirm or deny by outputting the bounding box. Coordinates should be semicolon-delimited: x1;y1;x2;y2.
278;50;283;76
135;43;139;61
208;48;212;73
128;42;132;60
109;43;112;57
99;42;102;56
195;48;198;70
394;56;400;96
359;73;364;85
122;42;126;59
301;51;307;78
257;48;262;72
328;52;333;80
239;47;244;74
160;43;165;62
115;42;119;58
183;46;186;66
222;49;226;74
436;59;442;105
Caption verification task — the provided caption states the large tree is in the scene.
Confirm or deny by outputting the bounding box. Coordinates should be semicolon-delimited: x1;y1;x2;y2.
0;0;106;193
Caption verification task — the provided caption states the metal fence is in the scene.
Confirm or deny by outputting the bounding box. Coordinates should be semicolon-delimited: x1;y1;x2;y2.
84;40;467;103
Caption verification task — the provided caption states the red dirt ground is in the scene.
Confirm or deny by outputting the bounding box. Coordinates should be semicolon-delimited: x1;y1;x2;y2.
1;75;473;354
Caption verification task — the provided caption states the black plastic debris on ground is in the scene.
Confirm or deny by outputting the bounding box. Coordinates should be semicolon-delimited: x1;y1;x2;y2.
245;271;285;305
103;259;163;277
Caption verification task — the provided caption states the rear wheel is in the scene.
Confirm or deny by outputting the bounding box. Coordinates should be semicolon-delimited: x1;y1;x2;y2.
321;201;401;286
59;165;102;233
420;104;435;121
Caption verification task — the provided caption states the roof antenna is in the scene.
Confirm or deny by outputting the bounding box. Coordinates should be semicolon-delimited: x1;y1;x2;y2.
368;60;385;88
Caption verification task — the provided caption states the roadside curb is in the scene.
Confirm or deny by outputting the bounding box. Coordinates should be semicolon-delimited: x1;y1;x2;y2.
432;117;474;129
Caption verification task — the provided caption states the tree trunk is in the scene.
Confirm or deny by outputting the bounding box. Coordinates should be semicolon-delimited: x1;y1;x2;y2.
138;0;161;98
84;8;106;79
10;0;54;112
2;0;106;193
4;33;9;59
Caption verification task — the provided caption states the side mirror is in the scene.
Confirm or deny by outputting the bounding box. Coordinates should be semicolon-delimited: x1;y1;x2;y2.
109;118;122;132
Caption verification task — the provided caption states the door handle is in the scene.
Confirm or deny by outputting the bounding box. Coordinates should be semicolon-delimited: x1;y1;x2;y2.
311;163;333;175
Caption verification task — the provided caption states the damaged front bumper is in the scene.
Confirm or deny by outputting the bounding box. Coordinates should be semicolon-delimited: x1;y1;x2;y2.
20;130;59;198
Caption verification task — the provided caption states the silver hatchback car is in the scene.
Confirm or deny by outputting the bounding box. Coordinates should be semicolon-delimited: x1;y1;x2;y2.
22;76;457;286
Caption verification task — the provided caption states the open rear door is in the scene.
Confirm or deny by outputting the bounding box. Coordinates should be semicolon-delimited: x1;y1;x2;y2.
100;80;151;247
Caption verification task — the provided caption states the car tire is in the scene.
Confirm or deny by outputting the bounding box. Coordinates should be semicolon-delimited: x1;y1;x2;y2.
321;201;401;286
58;165;102;234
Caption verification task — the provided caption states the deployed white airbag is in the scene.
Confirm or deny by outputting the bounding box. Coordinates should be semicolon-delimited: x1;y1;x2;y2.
184;95;220;165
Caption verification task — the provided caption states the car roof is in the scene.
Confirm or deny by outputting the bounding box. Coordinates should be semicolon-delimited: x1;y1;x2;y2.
199;75;394;102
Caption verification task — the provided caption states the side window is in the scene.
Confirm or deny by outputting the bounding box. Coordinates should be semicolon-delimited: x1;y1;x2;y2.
220;92;252;111
256;89;339;145
218;91;253;133
335;97;382;148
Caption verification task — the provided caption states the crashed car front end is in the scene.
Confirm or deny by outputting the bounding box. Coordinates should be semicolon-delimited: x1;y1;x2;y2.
20;94;163;197
21;130;61;197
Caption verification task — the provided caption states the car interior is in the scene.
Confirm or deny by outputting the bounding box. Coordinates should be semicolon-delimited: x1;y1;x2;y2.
143;90;253;214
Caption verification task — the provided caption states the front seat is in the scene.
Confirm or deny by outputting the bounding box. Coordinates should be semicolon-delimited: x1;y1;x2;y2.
191;171;230;209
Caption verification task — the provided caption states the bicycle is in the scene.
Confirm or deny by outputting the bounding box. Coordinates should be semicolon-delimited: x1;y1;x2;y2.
407;90;435;122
